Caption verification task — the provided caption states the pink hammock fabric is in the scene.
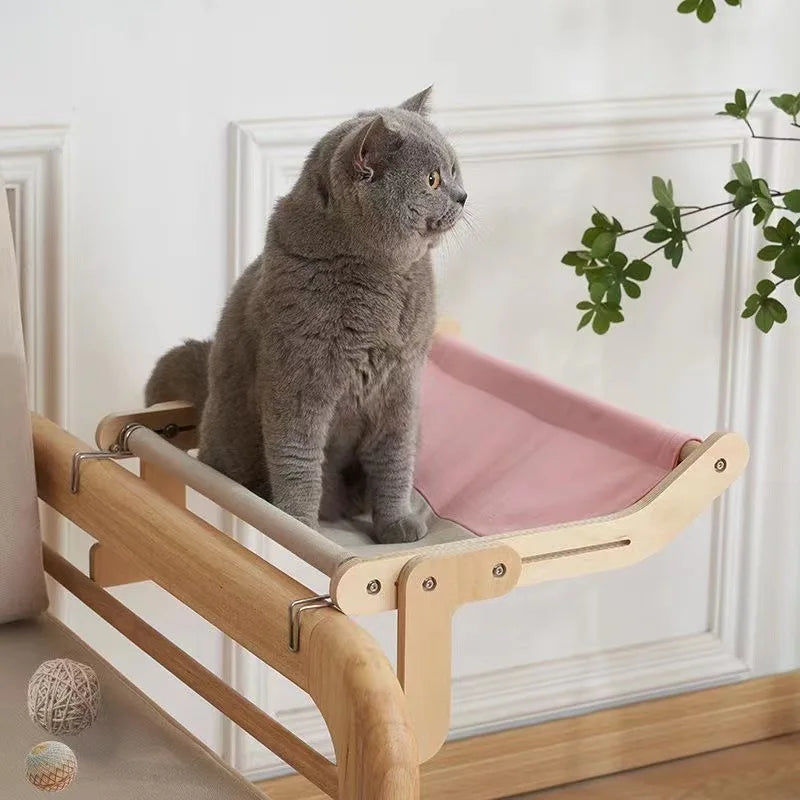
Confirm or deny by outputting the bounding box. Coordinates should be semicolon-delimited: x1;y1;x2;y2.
414;336;695;537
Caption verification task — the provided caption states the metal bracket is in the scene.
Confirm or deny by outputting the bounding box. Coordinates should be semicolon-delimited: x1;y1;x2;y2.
288;594;336;652
71;449;132;493
70;423;142;493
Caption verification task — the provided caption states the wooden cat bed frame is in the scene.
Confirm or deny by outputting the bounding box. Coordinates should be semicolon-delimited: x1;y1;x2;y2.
58;324;747;794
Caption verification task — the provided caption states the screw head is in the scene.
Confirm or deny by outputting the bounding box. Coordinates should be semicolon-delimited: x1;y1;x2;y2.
492;563;507;578
714;458;727;473
366;579;381;595
422;576;437;591
162;423;179;439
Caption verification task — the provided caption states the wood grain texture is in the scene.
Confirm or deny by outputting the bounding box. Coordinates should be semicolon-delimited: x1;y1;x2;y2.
44;544;337;797
397;546;520;763
91;457;186;587
527;732;800;799
33;413;420;800
258;670;800;800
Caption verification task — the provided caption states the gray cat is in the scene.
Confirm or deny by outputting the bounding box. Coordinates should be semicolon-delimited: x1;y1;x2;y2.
145;87;467;544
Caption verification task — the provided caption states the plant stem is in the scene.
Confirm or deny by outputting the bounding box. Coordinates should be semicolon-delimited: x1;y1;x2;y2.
620;200;737;237
751;134;800;143
639;205;743;261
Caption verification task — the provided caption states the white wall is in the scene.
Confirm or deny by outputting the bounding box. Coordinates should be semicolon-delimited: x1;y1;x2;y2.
3;0;800;780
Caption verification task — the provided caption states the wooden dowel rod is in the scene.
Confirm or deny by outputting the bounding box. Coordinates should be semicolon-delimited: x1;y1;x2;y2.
679;440;701;462
43;545;338;798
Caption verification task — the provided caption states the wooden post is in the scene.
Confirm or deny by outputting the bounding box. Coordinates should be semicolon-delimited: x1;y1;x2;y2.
397;545;521;762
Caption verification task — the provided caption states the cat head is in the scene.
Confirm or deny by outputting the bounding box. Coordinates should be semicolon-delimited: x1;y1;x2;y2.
322;87;467;261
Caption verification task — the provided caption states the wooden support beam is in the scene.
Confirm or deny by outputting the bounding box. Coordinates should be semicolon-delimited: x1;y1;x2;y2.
397;545;521;763
44;544;338;798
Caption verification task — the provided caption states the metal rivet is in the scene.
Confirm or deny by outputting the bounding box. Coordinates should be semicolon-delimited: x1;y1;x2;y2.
422;576;437;591
162;423;179;439
492;563;507;578
714;458;727;473
366;579;381;595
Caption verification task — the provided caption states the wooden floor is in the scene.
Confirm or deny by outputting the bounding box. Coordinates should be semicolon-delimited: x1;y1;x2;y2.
517;733;800;799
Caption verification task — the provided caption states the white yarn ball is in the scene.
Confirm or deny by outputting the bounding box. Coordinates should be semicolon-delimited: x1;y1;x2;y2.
25;741;77;792
27;659;100;735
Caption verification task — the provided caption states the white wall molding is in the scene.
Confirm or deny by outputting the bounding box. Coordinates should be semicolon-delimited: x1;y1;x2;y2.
0;126;70;604
229;95;768;776
0;126;69;426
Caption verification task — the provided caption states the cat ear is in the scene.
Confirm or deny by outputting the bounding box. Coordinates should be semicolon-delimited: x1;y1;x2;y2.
352;115;402;181
399;85;433;116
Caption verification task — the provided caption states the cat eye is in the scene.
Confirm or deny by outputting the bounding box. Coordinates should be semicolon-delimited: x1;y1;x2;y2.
428;169;441;189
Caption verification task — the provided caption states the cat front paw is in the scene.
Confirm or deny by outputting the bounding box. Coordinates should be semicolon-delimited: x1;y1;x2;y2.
373;514;428;545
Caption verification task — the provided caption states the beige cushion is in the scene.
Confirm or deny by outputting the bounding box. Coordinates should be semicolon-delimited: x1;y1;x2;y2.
0;615;268;798
0;182;47;624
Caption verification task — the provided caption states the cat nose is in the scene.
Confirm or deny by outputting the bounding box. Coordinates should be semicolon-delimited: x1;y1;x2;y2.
455;189;468;206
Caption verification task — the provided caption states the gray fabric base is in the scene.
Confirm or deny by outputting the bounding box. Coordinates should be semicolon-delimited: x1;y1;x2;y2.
317;490;478;557
0;615;266;799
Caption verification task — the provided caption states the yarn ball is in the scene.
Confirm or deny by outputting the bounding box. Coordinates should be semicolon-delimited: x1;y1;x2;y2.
27;659;100;735
25;741;77;792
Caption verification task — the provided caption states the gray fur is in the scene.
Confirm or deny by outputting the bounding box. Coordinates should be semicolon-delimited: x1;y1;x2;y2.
145;87;466;543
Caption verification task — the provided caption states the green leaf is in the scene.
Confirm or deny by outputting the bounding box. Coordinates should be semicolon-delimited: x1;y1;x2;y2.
724;0;741;5
697;0;716;22
591;210;612;230
732;160;753;187
589;280;607;303
755;305;774;333
774;246;800;279
592;311;611;335
576;301;594;310
766;298;788;324
562;251;585;268
590;232;616;259
581;227;601;248
733;186;753;209
606;283;622;306
753;204;767;226
651;205;674;229
735;88;746;109
626;259;652;281
601;303;624;323
644;228;671;243
652;177;674;209
757;279;775;296
608;251;628;268
771;94;798;115
623;279;641;298
764;226;782;243
577;310;594;331
757;245;783;262
671;242;684;268
753;179;770;198
756;197;774;215
724;179;740;195
777;216;796;243
677;0;700;10
783;190;800;213
744;293;760;310
795;276;800;297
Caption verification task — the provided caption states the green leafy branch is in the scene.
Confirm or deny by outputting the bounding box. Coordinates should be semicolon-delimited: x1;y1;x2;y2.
677;0;741;24
561;87;800;335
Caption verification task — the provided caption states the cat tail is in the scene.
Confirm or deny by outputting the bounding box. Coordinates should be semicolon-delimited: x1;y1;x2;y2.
144;338;212;413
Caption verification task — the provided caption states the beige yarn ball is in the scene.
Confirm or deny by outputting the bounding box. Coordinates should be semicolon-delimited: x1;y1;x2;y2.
25;741;77;792
27;659;100;735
